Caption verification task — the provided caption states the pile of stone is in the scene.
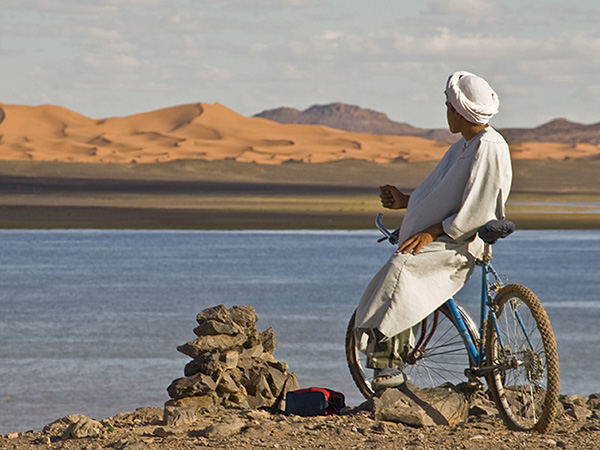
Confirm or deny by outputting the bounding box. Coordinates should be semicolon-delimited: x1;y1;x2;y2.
166;305;299;415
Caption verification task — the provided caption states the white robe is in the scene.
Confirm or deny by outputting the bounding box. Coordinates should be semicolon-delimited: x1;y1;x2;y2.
355;127;512;338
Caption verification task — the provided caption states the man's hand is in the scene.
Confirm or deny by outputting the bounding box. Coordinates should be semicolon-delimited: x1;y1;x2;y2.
397;223;445;255
379;185;409;210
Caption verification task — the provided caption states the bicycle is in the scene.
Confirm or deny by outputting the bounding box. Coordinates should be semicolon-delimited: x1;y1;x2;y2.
346;214;560;432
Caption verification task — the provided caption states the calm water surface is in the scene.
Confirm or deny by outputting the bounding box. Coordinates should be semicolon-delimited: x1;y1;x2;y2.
0;229;598;434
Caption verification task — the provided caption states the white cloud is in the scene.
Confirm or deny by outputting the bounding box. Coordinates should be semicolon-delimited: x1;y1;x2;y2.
85;27;122;41
249;43;269;54
426;0;503;17
280;64;313;80
198;65;235;82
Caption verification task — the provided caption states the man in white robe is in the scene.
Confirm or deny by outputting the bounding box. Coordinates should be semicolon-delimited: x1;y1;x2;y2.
354;71;512;389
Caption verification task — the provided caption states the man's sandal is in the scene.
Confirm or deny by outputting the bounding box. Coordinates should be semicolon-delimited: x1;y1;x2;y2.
372;368;409;391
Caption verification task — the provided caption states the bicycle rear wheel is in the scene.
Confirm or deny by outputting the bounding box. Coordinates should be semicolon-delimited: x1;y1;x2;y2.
346;302;477;398
485;283;560;432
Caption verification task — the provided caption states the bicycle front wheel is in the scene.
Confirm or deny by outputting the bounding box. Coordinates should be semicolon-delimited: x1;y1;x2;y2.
346;302;477;399
486;283;560;433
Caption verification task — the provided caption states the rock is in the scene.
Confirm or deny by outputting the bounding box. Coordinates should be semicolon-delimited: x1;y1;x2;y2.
242;329;263;350
228;305;258;329
165;396;216;409
244;370;273;399
195;305;257;333
105;407;163;429
266;358;289;373
177;334;246;359
163;405;199;426
468;392;498;417
184;350;220;377
167;372;218;399
200;418;246;439
221;350;240;370
218;372;243;394
267;365;289;395
153;426;176;437
469;403;498;417
589;393;600;410
569;394;589;407
194;319;244;337
43;414;89;437
568;405;593;421
260;327;277;353
195;304;230;324
559;394;593;421
62;416;105;440
369;383;468;427
246;409;272;421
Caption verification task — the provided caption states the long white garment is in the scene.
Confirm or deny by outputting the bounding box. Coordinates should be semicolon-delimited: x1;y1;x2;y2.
355;127;512;338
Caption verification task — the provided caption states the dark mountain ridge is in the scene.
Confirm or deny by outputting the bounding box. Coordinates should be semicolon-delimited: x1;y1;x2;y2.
255;103;600;145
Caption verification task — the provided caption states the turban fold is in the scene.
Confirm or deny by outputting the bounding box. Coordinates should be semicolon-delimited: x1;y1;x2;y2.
445;71;499;125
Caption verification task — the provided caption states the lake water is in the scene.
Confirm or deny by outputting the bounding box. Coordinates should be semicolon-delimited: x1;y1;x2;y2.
1;229;598;434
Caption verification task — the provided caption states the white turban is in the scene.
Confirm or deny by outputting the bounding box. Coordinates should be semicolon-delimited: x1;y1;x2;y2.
445;71;499;125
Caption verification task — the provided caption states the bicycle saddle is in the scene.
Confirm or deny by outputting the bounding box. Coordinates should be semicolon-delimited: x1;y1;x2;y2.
477;219;516;244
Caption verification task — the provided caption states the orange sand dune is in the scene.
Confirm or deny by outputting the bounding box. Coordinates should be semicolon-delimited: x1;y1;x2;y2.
1;102;598;164
509;141;600;161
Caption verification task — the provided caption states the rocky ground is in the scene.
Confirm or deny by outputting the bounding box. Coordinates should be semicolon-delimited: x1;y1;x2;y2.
2;393;600;450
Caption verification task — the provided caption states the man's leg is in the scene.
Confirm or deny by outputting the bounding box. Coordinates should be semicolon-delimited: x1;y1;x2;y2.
367;330;410;369
366;328;410;369
365;328;412;389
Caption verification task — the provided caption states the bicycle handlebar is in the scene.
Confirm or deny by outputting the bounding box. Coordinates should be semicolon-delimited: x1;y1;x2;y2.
375;214;399;245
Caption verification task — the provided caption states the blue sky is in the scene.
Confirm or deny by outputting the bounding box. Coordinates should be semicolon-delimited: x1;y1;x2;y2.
2;0;600;128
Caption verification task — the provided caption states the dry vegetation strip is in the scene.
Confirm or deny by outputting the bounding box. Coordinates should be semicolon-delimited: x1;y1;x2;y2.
0;160;598;229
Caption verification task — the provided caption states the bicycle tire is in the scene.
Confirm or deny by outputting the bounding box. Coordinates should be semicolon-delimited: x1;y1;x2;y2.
346;302;478;398
485;283;560;433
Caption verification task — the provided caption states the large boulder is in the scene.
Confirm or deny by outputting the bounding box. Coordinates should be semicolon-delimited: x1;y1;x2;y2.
367;383;469;427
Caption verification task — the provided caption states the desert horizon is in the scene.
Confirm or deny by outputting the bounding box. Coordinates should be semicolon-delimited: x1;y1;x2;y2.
1;101;600;165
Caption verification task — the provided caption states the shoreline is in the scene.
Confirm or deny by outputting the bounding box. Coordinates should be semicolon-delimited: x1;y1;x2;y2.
1;204;599;230
1;159;599;230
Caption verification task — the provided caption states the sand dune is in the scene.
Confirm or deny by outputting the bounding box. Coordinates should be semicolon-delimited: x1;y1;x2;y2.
1;102;599;164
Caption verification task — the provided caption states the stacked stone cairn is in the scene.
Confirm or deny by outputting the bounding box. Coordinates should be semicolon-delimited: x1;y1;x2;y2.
166;305;299;414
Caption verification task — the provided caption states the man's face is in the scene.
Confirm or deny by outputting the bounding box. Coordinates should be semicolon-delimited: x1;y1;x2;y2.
0;106;5;125
445;101;461;133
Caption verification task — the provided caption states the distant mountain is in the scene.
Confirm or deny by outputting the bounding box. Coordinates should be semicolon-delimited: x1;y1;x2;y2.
254;103;456;142
255;104;600;145
500;118;600;145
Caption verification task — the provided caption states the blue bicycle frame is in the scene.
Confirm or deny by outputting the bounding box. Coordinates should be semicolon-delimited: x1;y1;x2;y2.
444;257;503;371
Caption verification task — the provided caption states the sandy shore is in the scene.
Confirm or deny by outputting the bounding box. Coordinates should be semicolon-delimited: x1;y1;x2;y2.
0;159;598;230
